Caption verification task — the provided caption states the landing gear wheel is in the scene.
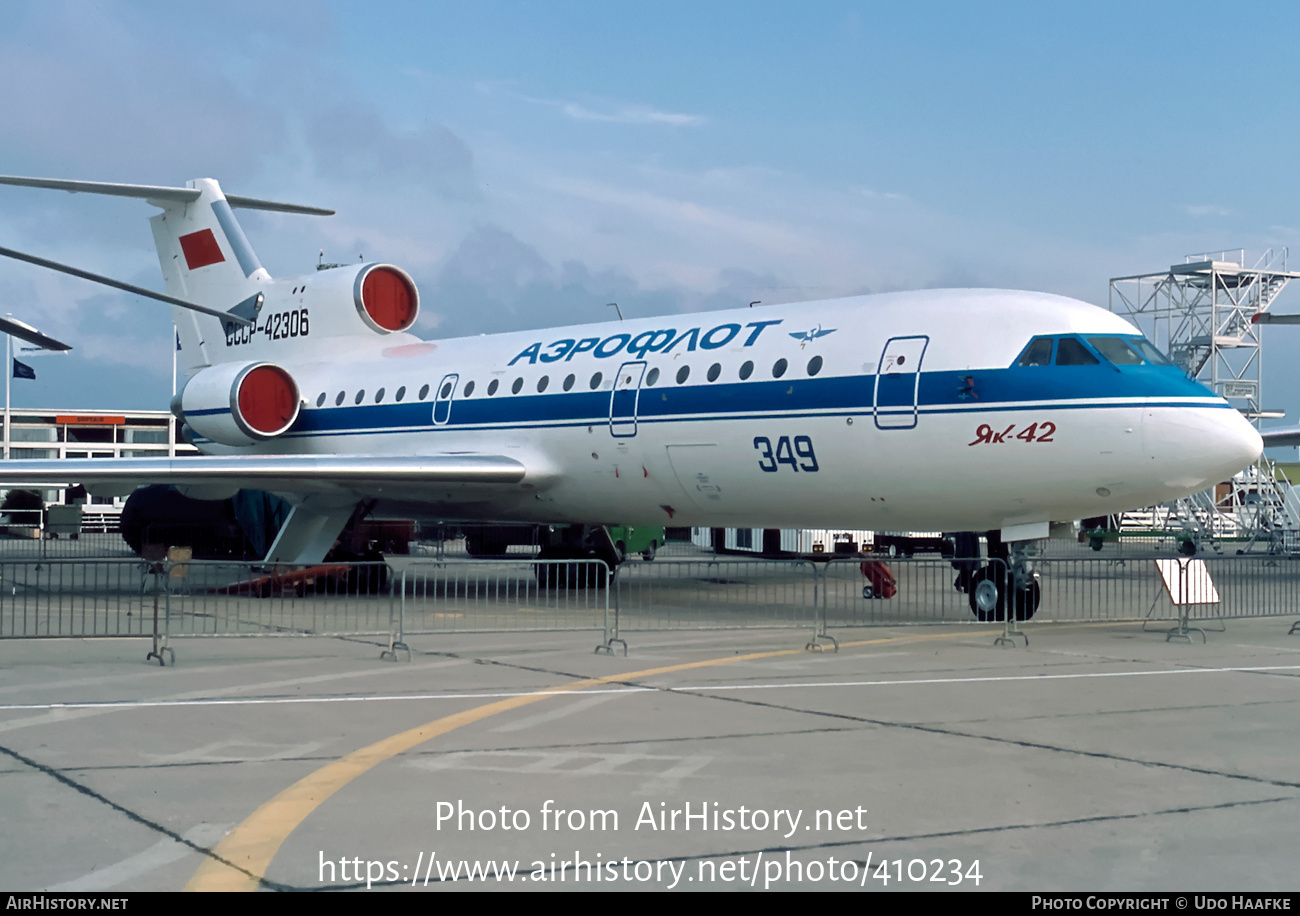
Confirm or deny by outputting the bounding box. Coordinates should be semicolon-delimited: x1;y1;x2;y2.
1009;576;1041;621
969;566;1004;621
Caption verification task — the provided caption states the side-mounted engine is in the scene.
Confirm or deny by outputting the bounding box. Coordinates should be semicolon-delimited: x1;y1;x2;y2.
174;360;300;448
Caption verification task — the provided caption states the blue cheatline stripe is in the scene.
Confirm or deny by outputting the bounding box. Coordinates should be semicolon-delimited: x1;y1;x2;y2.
274;403;1226;444
276;363;1222;441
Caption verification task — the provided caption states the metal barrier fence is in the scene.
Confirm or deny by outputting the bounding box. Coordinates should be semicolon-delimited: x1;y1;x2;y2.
0;532;136;561
0;558;394;641
3;551;1299;658
397;558;611;643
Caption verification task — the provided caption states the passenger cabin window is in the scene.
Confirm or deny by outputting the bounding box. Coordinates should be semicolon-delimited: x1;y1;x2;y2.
1054;338;1099;366
1017;338;1054;367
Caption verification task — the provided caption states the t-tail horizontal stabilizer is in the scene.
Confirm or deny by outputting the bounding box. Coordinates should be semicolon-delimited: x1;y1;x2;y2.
0;175;334;216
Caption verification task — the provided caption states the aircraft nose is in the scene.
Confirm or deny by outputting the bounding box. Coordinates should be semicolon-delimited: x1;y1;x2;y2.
1143;405;1262;495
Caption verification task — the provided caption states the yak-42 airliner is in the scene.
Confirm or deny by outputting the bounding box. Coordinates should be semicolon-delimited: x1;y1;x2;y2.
0;175;1263;619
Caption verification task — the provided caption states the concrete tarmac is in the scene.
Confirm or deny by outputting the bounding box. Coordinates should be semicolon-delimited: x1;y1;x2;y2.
1;618;1298;892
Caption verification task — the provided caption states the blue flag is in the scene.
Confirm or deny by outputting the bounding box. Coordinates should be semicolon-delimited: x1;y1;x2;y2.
12;359;35;380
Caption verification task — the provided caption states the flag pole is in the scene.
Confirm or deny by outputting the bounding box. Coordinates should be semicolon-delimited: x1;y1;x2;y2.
4;319;10;461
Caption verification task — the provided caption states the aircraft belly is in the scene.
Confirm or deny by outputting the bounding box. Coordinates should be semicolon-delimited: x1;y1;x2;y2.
362;406;1162;530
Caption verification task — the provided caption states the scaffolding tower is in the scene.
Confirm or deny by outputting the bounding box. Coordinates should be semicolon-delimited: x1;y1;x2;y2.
1110;248;1300;552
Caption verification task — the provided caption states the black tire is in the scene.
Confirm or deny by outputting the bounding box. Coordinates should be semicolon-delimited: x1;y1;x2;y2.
1009;576;1041;621
642;541;657;561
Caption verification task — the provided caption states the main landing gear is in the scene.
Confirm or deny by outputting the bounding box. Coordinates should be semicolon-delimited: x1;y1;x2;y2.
535;525;619;588
955;531;1041;621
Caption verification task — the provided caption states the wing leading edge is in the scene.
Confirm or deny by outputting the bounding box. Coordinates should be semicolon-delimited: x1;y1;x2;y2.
1262;427;1300;448
0;454;534;497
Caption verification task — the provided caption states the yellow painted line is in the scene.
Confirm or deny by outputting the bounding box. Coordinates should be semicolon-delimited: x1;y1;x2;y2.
185;631;968;891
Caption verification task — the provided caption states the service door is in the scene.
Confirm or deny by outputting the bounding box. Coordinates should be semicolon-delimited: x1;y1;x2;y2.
873;336;928;429
433;373;459;425
609;361;646;437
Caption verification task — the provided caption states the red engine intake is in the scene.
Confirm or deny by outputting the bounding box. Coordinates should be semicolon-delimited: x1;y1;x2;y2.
178;361;302;447
236;364;299;437
355;264;418;333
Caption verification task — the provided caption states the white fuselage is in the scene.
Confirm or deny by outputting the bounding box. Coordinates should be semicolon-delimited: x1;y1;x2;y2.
197;288;1263;534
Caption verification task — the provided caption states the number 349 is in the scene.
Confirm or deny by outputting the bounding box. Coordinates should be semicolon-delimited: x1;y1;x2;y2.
754;435;819;472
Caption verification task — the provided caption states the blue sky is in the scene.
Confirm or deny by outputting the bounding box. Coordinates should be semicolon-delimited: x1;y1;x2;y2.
2;1;1300;439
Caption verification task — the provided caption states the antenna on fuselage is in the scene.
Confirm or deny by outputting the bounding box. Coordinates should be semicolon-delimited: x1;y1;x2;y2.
607;302;623;321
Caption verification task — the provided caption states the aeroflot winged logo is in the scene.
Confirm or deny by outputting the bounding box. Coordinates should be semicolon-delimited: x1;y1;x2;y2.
789;324;836;344
509;319;784;366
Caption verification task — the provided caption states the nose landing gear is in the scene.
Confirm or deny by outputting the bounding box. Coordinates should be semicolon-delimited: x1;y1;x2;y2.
962;532;1042;621
968;565;1040;621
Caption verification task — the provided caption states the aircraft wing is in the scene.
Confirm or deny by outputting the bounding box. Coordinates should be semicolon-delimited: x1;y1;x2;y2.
1262;427;1300;448
0;454;535;498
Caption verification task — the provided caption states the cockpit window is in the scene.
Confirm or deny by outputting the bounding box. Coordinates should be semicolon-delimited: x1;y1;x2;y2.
1129;337;1173;366
1055;337;1099;366
1085;335;1175;367
1088;337;1144;365
1017;337;1054;367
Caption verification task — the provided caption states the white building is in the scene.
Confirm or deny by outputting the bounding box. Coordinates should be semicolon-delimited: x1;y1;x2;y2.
2;409;196;530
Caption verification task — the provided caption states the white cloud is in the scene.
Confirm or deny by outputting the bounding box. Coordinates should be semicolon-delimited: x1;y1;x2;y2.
560;103;705;127
1183;204;1235;218
484;84;705;127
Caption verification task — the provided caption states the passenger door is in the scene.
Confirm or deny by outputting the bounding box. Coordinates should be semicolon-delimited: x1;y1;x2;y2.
609;361;646;438
874;336;928;429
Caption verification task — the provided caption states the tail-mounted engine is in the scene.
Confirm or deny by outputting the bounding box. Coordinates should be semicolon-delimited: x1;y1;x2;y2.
174;361;301;447
239;262;419;343
350;263;419;334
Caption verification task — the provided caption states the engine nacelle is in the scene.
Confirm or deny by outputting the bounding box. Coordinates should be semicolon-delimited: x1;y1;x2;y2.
176;361;301;447
255;262;419;340
350;262;420;334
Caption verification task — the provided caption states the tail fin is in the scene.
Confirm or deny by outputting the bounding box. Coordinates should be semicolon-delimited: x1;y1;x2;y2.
149;179;269;372
0;175;332;374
